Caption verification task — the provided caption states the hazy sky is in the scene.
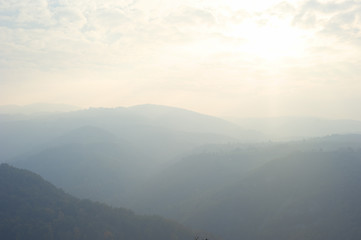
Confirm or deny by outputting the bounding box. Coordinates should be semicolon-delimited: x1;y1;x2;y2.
1;0;360;119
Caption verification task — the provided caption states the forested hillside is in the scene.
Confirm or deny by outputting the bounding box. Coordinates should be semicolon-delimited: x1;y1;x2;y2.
127;136;361;240
2;105;361;240
181;150;361;240
131;135;361;218
0;164;195;240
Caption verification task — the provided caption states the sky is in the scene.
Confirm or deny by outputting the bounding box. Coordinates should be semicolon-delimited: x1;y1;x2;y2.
0;0;360;119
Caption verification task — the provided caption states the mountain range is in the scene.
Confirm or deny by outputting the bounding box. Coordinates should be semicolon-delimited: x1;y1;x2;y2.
1;104;361;240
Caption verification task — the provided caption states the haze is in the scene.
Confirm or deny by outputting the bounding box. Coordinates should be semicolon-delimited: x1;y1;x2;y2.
1;0;360;120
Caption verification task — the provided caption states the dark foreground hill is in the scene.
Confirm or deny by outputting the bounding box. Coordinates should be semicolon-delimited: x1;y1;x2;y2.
0;164;195;240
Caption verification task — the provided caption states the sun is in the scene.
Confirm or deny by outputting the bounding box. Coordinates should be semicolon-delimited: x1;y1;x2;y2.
246;21;305;60
218;0;306;61
227;18;306;61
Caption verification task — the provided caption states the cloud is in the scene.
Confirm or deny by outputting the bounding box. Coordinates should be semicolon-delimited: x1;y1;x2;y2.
53;7;87;29
2;0;359;70
165;6;215;26
0;0;53;29
321;5;361;43
269;1;296;16
92;8;129;27
292;0;361;35
0;0;360;119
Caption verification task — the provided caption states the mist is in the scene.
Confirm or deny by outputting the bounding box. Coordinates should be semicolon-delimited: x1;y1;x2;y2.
1;0;361;239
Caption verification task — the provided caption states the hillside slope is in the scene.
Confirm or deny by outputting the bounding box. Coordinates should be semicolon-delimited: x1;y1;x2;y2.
131;135;361;220
0;164;195;240
183;150;361;240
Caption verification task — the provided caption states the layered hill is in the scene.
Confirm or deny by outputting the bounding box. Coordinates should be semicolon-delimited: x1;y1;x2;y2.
2;104;361;240
126;135;361;240
234;117;361;140
11;126;144;206
3;104;257;207
131;135;361;218
183;150;361;240
0;104;256;162
0;163;195;240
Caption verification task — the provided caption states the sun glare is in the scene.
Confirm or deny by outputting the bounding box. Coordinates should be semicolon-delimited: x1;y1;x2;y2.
219;0;307;61
227;18;306;61
246;24;305;60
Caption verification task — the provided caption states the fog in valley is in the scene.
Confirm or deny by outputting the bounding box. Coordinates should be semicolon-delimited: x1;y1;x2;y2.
1;0;361;239
1;104;361;239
